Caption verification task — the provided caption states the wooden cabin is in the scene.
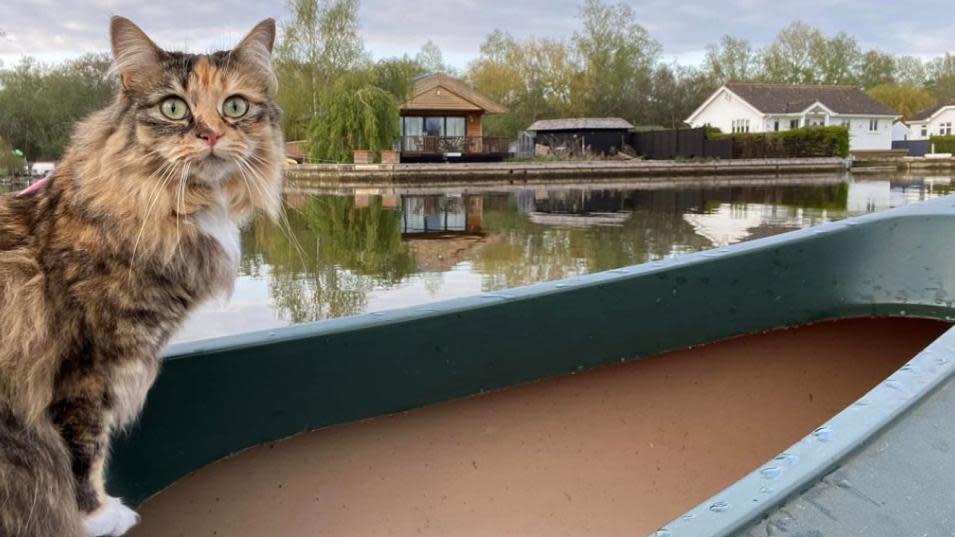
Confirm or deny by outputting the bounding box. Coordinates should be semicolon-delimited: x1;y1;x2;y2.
399;73;509;162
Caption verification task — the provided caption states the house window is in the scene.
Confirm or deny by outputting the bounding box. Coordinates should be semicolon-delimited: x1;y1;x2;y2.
869;119;879;131
941;122;953;135
841;120;851;129
790;119;799;129
921;126;928;137
773;120;780;132
732;119;750;133
446;117;466;137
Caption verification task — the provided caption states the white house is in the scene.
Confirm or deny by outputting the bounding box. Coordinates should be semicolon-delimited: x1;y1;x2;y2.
892;120;910;141
906;101;955;140
685;83;899;151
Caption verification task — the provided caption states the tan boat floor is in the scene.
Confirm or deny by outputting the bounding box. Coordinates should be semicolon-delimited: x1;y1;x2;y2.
130;318;950;537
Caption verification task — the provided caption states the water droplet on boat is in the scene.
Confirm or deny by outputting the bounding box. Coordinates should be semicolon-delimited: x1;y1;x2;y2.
555;283;569;288
853;399;870;407
900;310;907;315
709;501;730;513
774;452;799;466
372;311;386;316
759;466;782;480
654;529;672;537
681;514;696;521
759;486;774;495
813;426;832;442
885;379;903;390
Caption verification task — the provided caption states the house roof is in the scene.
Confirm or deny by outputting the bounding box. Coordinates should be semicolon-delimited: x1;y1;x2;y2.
724;83;898;116
527;117;635;131
401;73;507;114
910;101;955;121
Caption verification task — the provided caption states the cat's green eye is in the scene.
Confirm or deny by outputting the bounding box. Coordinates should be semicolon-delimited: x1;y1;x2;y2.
222;96;249;119
160;97;189;120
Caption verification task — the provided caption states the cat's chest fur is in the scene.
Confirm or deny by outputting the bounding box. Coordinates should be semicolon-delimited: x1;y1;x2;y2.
193;190;241;267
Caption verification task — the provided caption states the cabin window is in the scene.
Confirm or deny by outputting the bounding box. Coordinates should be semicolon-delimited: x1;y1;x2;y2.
446;117;466;137
941;122;953;135
402;117;423;137
425;117;445;137
869;119;879;131
790;119;799;129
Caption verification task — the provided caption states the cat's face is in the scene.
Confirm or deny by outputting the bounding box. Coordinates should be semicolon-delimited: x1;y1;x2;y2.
110;17;282;215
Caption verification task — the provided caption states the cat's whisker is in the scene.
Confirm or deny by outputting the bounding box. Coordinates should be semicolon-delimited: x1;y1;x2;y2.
129;159;180;275
236;156;307;269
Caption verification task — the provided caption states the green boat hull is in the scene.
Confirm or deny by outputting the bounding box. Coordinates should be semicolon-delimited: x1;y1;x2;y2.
109;195;955;535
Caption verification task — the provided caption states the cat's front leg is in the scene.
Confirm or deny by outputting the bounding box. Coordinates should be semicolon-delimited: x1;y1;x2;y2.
51;391;139;536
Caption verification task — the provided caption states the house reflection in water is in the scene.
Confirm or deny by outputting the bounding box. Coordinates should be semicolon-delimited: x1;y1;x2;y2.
400;195;485;236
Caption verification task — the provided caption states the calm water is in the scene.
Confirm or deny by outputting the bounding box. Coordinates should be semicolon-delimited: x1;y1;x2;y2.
177;174;952;342
3;176;952;342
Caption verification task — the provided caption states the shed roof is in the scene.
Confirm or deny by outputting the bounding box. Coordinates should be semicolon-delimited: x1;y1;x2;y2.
527;117;635;131
910;100;955;121
401;73;507;114
724;83;898;116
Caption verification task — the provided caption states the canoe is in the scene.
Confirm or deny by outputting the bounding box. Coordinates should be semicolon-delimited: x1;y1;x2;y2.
113;194;955;536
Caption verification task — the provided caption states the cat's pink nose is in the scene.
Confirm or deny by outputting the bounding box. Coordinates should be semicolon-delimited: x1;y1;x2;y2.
198;129;223;148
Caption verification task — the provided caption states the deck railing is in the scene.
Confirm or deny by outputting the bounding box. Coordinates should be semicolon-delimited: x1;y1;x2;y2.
400;136;510;155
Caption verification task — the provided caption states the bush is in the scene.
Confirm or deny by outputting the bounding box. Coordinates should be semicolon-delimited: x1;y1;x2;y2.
929;135;955;154
709;126;849;158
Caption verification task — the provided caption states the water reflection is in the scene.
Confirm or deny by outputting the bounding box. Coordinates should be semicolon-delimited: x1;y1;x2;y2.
166;176;955;341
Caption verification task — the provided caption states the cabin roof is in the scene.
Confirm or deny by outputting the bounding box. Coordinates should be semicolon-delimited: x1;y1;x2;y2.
401;73;507;114
910;100;955;121
724;83;898;116
527;117;635;132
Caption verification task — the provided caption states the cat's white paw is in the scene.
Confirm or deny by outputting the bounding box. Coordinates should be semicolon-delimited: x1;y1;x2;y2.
83;496;139;537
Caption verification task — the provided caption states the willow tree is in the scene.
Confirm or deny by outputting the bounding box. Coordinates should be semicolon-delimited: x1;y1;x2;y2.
306;73;400;162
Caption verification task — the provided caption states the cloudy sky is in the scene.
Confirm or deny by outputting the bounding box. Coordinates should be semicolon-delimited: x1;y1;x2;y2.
1;0;953;70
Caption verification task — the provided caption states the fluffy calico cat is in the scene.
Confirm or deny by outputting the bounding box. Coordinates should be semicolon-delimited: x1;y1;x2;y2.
0;17;283;537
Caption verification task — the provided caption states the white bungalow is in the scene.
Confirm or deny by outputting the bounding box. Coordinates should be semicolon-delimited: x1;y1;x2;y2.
906;101;955;140
685;83;899;151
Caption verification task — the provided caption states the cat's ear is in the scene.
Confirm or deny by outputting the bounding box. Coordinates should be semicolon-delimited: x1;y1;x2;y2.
110;16;164;91
236;19;276;57
234;19;277;92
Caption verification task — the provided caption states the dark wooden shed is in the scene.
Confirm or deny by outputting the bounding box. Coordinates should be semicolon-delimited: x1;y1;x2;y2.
527;118;634;156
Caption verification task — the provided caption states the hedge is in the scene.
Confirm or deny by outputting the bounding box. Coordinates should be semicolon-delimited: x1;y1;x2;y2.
710;126;850;159
929;135;955;154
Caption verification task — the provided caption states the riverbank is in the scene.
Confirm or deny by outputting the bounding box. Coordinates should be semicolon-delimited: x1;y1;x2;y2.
287;157;848;187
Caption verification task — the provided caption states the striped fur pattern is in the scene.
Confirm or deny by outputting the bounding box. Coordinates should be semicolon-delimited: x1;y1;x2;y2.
0;17;283;537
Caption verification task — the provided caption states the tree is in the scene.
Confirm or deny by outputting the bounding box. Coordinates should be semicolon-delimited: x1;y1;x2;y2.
375;55;426;102
275;0;367;139
415;40;452;75
856;50;896;89
927;54;955;103
573;0;661;119
306;71;400;162
761;22;822;84
649;64;717;128
867;84;936;119
704;35;760;84
810;32;860;84
894;56;929;87
0;54;114;160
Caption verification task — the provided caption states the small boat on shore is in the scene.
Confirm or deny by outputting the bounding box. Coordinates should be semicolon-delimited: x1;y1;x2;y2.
115;195;955;536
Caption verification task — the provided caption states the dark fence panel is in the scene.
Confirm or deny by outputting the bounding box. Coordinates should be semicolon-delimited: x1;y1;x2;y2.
630;128;733;160
893;140;930;157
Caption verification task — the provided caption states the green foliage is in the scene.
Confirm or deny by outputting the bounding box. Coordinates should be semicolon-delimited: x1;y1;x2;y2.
712;126;850;158
249;195;416;321
0;138;28;176
867;84;937;120
0;54;114;160
929;135;955;154
306;72;400;162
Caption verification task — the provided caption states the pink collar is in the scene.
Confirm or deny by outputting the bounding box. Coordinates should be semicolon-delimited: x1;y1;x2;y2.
17;176;51;197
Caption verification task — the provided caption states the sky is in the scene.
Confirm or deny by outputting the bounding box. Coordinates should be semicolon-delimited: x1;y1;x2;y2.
1;0;953;71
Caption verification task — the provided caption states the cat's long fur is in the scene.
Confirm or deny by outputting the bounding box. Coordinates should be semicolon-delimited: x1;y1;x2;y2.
0;17;283;536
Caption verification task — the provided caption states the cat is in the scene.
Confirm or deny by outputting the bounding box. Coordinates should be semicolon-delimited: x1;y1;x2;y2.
0;16;284;537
